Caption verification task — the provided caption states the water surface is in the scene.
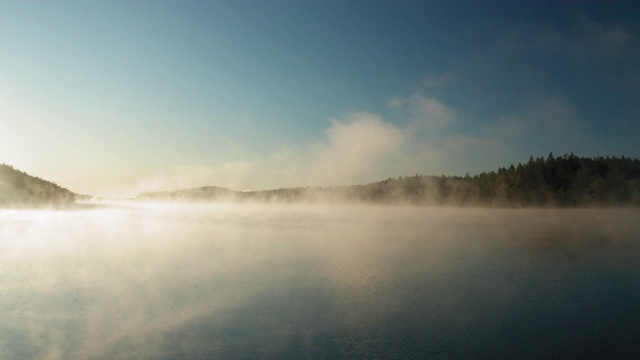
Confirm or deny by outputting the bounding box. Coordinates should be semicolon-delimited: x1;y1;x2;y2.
1;205;639;359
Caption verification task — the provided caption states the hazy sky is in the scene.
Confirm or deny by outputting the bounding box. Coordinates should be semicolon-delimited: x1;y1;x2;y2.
1;1;639;196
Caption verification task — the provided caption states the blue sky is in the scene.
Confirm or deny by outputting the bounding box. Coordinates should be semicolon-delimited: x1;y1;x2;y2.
1;1;639;195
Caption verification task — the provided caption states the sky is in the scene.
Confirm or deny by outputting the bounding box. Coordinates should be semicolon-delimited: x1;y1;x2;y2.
1;1;639;196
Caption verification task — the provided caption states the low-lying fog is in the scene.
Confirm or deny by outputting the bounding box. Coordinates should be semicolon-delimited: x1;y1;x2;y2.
1;204;639;359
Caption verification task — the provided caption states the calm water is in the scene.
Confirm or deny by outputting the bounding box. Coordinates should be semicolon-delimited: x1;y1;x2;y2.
1;205;639;359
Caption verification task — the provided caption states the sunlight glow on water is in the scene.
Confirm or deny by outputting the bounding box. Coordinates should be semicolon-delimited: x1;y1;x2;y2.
1;205;639;359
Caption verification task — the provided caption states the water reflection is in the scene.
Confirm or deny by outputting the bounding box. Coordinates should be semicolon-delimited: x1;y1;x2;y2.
1;206;639;359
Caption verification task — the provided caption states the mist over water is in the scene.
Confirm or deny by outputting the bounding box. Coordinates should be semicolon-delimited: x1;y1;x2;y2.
1;205;639;359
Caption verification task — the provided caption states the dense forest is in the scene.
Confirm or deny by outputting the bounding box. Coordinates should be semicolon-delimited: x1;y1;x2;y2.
138;154;640;207
0;164;76;206
353;153;640;207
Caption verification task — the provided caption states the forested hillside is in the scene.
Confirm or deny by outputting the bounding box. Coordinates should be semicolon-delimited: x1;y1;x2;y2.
0;164;76;206
137;154;640;207
358;153;640;206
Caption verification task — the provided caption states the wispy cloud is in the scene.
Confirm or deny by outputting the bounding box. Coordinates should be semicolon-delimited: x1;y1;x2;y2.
121;93;506;195
121;112;405;194
98;82;609;197
391;93;457;136
307;112;403;186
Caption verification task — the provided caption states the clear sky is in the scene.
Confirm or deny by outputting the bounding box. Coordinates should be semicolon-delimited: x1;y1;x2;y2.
1;1;639;196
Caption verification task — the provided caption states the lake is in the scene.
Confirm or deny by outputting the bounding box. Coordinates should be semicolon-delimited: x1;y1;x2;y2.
1;204;639;359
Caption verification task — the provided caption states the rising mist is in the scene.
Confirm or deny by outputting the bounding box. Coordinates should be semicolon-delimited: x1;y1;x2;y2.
1;204;639;359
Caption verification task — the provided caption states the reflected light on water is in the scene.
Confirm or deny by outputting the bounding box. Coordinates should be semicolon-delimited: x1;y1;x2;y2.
0;205;639;359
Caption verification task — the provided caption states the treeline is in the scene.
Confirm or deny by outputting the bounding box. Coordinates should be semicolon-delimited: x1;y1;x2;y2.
137;154;640;207
138;186;236;201
0;164;76;206
357;153;640;206
6;154;637;208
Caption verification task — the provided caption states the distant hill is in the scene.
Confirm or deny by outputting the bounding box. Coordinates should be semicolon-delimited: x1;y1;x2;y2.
0;164;76;207
137;186;236;201
137;154;640;207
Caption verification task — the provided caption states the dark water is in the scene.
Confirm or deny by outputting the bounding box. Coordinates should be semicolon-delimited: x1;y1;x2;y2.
1;205;639;359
